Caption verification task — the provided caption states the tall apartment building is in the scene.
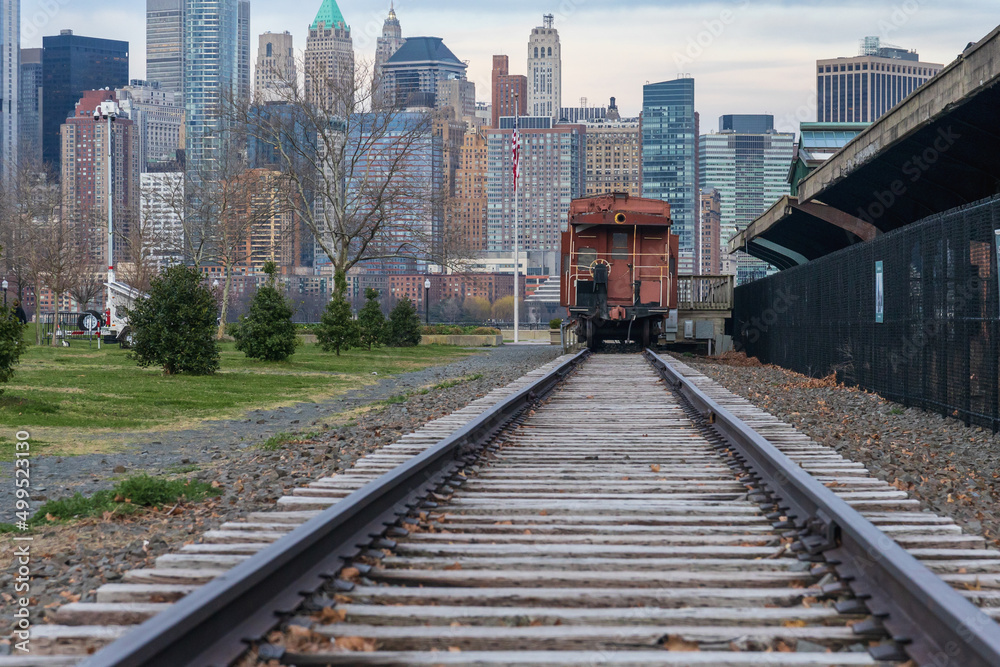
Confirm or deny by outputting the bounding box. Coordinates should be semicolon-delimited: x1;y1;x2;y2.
255;31;295;102
240;169;301;272
146;0;184;96
380;37;466;109
698;114;794;284
19;48;42;167
698;188;721;275
817;36;942;123
117;80;185;171
451;127;488;253
140;169;184;268
527;14;561;120
60;90;140;264
42;31;129;172
641;77;697;274
339;112;442;274
486;121;585;263
238;0;250;101
374;4;405;105
1;0;18;181
437;77;476;120
304;0;354;111
184;0;239;178
584;119;641;198
490;55;526;128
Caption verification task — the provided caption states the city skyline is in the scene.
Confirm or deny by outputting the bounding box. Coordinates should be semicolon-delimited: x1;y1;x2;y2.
19;1;994;131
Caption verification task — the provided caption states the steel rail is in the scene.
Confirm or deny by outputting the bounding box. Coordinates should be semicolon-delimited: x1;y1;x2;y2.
644;348;1000;667
80;350;590;667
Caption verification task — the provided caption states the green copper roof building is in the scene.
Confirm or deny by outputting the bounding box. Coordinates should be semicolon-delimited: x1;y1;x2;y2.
311;0;347;30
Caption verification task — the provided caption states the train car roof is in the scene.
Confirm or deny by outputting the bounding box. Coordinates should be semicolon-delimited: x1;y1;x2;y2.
568;193;672;227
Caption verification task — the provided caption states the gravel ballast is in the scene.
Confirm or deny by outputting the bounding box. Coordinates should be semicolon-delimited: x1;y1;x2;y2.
0;345;561;637
688;354;1000;548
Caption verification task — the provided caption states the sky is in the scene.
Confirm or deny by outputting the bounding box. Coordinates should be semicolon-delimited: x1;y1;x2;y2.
19;0;998;133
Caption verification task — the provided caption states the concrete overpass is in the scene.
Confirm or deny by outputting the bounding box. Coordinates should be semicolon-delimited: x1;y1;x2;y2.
731;24;1000;268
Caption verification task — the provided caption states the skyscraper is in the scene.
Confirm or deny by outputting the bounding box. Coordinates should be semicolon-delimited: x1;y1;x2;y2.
584;118;641;198
184;0;239;176
490;55;526;128
304;0;354;110
255;31;296;102
380;37;466;109
374;3;405;103
526;14;561;120
117;80;185;171
698;188;721;275
146;0;184;96
817;37;942;123
641;77;696;274
698;114;795;283
19;48;42;167
238;0;250;101
42;31;129;173
486;122;585;258
452;127;488;253
1;0;19;180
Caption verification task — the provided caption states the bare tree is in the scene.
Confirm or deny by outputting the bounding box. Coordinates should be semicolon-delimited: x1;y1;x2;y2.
235;57;440;279
37;206;96;346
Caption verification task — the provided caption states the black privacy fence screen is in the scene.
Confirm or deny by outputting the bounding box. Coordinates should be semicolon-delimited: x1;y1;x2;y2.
734;193;1000;431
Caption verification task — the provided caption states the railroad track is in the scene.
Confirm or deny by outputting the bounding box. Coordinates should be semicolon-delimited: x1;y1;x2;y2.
13;352;1000;666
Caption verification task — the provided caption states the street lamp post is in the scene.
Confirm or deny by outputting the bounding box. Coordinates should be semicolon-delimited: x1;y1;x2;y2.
94;100;119;329
2;279;7;307
424;278;431;324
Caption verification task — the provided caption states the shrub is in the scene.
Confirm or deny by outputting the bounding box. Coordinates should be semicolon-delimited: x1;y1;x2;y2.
0;309;26;394
233;262;297;361
315;271;358;356
549;318;563;330
357;287;387;350
469;327;500;336
387;298;422;347
127;265;220;375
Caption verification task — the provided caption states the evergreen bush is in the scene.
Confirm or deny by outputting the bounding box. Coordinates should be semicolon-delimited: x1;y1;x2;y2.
233;262;297;361
386;298;422;347
357;288;387;350
315;271;358;356
127;265;220;375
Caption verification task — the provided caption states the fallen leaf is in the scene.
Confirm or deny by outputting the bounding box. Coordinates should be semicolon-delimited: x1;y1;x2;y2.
650;464;661;473
444;562;462;571
334;636;376;652
317;607;347;623
662;635;700;651
783;619;807;628
340;567;361;582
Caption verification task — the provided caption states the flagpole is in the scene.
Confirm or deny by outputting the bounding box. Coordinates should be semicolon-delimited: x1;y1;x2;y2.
513;93;519;344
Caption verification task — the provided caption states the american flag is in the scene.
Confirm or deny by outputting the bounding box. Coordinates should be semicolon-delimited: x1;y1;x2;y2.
511;112;520;190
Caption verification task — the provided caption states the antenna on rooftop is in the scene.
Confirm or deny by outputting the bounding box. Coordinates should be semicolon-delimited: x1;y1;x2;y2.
543;14;554;29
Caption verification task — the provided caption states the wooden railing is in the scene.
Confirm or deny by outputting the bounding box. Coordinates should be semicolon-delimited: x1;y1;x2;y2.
678;275;735;310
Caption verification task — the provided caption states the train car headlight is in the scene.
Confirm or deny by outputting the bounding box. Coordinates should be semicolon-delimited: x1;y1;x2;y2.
614;212;627;224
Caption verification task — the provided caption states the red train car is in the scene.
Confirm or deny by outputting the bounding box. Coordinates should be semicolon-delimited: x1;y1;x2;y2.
559;193;678;349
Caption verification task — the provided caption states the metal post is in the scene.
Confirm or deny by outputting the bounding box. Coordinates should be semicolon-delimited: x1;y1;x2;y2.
513;93;519;344
424;278;430;325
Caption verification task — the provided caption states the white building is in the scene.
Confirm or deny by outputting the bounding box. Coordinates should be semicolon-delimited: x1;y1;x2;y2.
140;171;184;268
527;14;561;121
118;81;185;172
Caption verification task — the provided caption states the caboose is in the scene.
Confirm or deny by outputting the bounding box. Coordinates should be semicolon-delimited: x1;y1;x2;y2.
559;193;678;349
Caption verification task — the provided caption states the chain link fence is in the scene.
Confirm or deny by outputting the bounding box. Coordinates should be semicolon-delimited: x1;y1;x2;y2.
733;194;1000;431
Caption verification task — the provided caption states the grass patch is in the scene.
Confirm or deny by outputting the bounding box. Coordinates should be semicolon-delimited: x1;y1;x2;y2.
889;407;905;415
165;463;199;474
434;373;483;391
259;430;320;451
0;474;221;532
0;337;474;452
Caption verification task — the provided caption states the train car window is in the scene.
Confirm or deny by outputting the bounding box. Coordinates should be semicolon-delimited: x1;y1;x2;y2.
611;233;628;260
578;247;597;268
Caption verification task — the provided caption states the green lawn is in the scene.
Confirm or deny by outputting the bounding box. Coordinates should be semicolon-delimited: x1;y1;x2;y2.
0;329;473;454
